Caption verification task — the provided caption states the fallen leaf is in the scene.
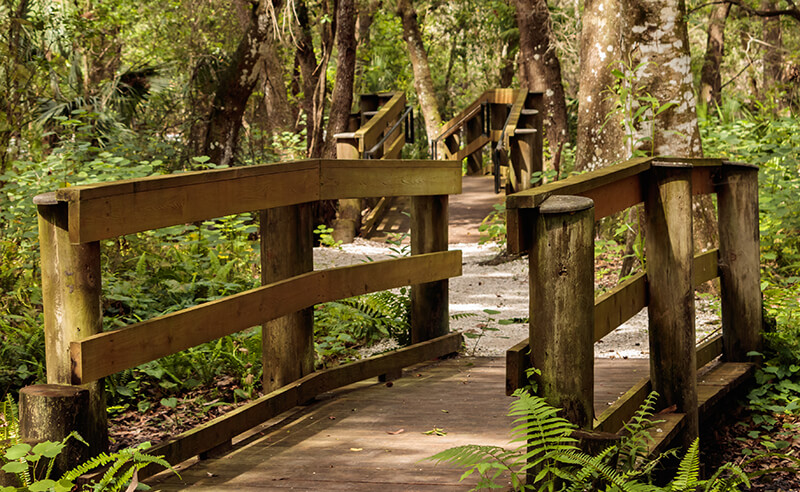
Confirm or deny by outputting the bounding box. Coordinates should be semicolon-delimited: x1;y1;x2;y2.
350;447;363;452
387;429;405;435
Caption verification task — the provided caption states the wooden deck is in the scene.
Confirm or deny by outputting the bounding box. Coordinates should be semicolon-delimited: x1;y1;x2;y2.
148;356;649;491
368;175;504;243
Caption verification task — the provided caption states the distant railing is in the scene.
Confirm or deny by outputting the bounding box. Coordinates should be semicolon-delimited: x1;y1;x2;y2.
504;157;762;449
431;88;544;193
34;158;462;477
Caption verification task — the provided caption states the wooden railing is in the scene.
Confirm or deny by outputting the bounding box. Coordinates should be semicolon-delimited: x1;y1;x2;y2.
333;92;412;241
431;88;543;193
505;157;762;448
34;158;462;477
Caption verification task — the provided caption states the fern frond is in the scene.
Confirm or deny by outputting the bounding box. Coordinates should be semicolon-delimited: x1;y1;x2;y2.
427;444;515;468
669;438;700;491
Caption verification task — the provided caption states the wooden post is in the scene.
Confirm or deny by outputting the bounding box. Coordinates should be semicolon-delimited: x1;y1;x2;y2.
643;162;698;447
529;195;595;428
465;114;483;175
35;194;108;455
260;204;314;393
19;385;94;476
716;162;762;361
333;135;363;244
410;195;449;344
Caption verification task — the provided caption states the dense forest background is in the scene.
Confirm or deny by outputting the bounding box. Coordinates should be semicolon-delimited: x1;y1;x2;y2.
0;0;799;455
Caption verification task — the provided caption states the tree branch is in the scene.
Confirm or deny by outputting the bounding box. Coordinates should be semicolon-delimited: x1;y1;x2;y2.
690;0;800;22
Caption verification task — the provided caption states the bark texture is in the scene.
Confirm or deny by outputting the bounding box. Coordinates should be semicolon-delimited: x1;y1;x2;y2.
324;0;358;158
203;0;283;166
514;0;569;166
700;3;731;109
575;0;625;171
397;0;442;146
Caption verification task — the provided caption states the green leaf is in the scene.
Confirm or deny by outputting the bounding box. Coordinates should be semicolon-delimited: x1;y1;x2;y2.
29;480;58;491
4;443;31;460
161;397;178;408
32;440;65;458
2;461;28;474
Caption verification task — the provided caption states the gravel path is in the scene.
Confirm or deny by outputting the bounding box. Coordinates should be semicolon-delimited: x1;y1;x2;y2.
314;239;722;358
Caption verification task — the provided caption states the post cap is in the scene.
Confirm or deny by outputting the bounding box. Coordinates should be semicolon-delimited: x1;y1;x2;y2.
539;195;594;214
33;192;59;205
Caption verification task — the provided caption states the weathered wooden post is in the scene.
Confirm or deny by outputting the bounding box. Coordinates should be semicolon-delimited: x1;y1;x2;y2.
509;92;543;193
465;112;484;175
34;193;108;456
529;195;595;428
410;195;449;344
643;162;698;447
18;385;94;476
716;162;762;361
260;202;314;393
333;134;363;243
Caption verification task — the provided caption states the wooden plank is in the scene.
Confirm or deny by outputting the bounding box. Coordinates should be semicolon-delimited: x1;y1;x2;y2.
71;251;463;383
646;413;686;455
64;165;321;243
320;160;462;199
360;196;394;237
382;132;405;160
503;89;528;149
593;272;647;342
697;362;754;416
437;92;492;140
696;334;724;368
693;248;719;286
692;166;715;196
137;332;463;480
583;174;643;220
455;135;490;162
507;157;653;210
485;88;518;105
593;377;651;434
356;92;405;153
505;339;529;396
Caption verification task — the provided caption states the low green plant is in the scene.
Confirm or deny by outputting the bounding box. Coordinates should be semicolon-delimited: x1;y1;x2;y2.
314;224;342;249
461;309;512;357
478;203;507;249
428;390;787;491
313;290;411;368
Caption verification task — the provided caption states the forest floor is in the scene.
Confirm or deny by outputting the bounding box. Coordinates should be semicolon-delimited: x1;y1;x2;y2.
109;239;800;488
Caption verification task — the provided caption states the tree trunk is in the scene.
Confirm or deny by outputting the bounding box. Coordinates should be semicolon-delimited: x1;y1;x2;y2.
324;0;358;158
202;0;283;167
700;3;731;110
762;0;782;109
397;0;442;146
514;0;569;169
499;32;519;88
621;0;717;252
575;0;625;171
355;0;380;93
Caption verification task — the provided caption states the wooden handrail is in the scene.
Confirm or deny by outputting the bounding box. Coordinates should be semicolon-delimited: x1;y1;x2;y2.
436;88;517;141
54;159;460;243
70;250;462;384
354;92;406;155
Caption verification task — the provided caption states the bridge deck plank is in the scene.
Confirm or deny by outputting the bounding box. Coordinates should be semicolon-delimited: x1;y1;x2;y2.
147;357;648;491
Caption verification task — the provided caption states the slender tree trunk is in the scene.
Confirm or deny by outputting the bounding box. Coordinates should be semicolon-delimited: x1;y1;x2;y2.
762;0;782;109
575;0;625;171
513;0;569;169
202;0;283;166
700;3;731;110
324;0;358;158
499;31;519;88
621;0;717;252
397;0;442;146
355;0;380;92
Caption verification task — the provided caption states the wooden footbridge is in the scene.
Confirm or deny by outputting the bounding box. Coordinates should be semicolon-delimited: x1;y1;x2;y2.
23;91;762;490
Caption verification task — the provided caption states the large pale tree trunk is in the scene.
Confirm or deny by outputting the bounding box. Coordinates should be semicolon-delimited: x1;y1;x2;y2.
575;0;625;171
621;0;717;251
397;0;442;146
324;0;358;158
514;0;569;170
700;3;731;109
203;0;283;166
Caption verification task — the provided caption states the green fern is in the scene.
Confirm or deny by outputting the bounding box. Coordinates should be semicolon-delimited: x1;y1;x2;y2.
669;438;701;491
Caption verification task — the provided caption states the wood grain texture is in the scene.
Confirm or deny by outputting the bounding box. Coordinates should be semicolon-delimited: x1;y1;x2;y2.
71;251;462;383
355;92;405;153
411;195;450;343
137;332;463;480
594;272;647;342
717;164;762;361
319;160;461;199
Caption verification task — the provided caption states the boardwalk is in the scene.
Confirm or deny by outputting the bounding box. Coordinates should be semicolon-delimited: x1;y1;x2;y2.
368;175;504;244
148;357;650;491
